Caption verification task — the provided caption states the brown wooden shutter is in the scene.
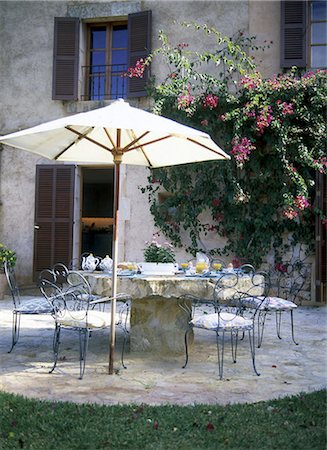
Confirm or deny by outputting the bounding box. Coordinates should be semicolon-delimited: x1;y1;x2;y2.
33;165;75;279
281;1;307;68
52;17;80;100
127;10;152;98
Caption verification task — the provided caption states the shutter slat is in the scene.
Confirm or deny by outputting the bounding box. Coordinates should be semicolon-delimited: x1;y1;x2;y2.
52;17;79;100
281;1;307;68
127;10;152;98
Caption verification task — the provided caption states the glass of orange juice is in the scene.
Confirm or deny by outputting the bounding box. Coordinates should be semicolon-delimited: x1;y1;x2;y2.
181;262;189;272
212;263;222;272
196;262;207;274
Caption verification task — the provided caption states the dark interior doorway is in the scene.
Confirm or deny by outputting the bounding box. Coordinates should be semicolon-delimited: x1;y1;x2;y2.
81;168;114;258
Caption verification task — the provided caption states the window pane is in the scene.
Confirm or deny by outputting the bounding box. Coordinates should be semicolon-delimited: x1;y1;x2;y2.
90;75;105;100
110;74;126;99
112;25;128;48
312;22;327;44
91;28;106;49
312;1;327;21
311;45;327;67
90;51;106;67
111;49;128;65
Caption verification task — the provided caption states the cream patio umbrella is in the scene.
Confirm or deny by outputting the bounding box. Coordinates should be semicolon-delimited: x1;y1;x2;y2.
0;99;230;374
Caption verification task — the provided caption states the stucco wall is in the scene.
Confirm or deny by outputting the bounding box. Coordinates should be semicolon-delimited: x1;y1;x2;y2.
1;0;283;284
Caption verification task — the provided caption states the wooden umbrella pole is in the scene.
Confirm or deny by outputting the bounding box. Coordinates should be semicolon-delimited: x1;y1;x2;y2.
109;147;122;375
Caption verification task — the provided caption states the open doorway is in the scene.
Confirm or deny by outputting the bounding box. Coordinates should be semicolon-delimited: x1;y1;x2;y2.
81;168;114;258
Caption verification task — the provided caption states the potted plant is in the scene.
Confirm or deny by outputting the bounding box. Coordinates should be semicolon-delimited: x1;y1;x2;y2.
0;243;16;299
140;234;177;275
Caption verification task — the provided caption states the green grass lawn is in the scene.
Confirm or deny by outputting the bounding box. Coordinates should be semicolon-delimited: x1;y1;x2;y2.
0;389;326;450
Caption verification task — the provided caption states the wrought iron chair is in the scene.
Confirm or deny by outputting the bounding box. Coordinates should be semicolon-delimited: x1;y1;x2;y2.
241;260;309;347
179;270;267;379
4;261;54;353
47;270;131;379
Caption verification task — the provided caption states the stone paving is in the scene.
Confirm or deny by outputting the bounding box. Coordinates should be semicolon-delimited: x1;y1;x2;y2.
0;296;326;406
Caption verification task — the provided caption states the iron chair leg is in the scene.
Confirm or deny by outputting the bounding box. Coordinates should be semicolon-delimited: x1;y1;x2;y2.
230;330;238;363
121;328;129;369
257;311;267;348
182;328;192;369
290;310;299;345
249;328;260;376
275;310;283;339
49;324;61;374
216;329;225;380
78;328;89;380
8;311;20;353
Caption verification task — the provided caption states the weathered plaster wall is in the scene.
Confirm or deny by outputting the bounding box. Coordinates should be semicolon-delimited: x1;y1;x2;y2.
249;0;281;77
0;1;69;283
1;0;284;284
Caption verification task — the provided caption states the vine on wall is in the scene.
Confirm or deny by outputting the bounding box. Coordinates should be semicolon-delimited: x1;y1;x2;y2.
131;24;327;266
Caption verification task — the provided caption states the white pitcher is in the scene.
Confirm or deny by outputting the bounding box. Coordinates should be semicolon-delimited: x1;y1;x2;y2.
99;255;113;272
82;253;99;272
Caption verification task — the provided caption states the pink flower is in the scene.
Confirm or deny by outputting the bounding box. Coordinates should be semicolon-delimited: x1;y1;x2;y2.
313;157;327;174
282;207;298;220
177;86;194;111
256;106;273;134
294;195;310;210
240;72;262;90
212;198;221;207
277;101;294;116
275;263;288;273
201;119;208;127
203;94;218;110
177;93;194;110
287;164;297;173
219;114;226;121
125;59;145;78
177;42;189;50
230;137;255;164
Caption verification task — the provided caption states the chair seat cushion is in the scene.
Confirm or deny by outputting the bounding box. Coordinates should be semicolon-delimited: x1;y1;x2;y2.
57;310;112;329
15;297;53;314
191;312;253;330
242;296;297;311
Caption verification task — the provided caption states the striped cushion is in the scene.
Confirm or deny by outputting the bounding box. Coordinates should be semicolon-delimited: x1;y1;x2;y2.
191;312;253;330
242;296;297;311
16;297;53;314
57;310;111;329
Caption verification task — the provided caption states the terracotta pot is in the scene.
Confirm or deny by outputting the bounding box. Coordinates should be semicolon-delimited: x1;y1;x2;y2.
0;272;7;299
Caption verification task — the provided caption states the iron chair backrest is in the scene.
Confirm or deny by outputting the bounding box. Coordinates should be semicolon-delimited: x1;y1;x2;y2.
213;268;270;316
272;260;309;303
52;263;70;289
4;260;21;307
51;271;94;325
38;268;63;302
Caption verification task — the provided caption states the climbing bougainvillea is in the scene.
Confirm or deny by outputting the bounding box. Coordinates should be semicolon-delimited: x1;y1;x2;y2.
132;24;326;265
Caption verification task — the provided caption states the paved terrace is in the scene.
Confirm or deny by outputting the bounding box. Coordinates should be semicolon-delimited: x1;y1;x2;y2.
0;296;326;406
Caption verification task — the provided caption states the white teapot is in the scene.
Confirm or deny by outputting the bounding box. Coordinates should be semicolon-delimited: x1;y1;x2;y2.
82;253;100;272
99;255;113;272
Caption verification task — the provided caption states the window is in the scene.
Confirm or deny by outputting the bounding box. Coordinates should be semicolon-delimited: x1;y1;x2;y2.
310;0;327;68
281;0;327;69
83;23;128;100
52;11;152;101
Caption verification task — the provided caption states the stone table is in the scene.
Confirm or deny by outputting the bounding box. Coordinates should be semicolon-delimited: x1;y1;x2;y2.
84;272;263;354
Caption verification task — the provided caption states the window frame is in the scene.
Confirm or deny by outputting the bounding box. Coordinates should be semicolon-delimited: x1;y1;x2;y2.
85;20;128;100
309;0;327;68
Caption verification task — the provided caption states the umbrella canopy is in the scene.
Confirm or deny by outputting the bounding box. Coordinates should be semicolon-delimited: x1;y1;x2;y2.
0;99;230;374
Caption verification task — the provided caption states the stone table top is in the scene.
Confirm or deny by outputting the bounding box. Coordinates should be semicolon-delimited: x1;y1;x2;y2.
83;272;262;300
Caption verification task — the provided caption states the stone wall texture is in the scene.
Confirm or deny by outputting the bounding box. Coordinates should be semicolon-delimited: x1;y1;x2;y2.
1;1;281;284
